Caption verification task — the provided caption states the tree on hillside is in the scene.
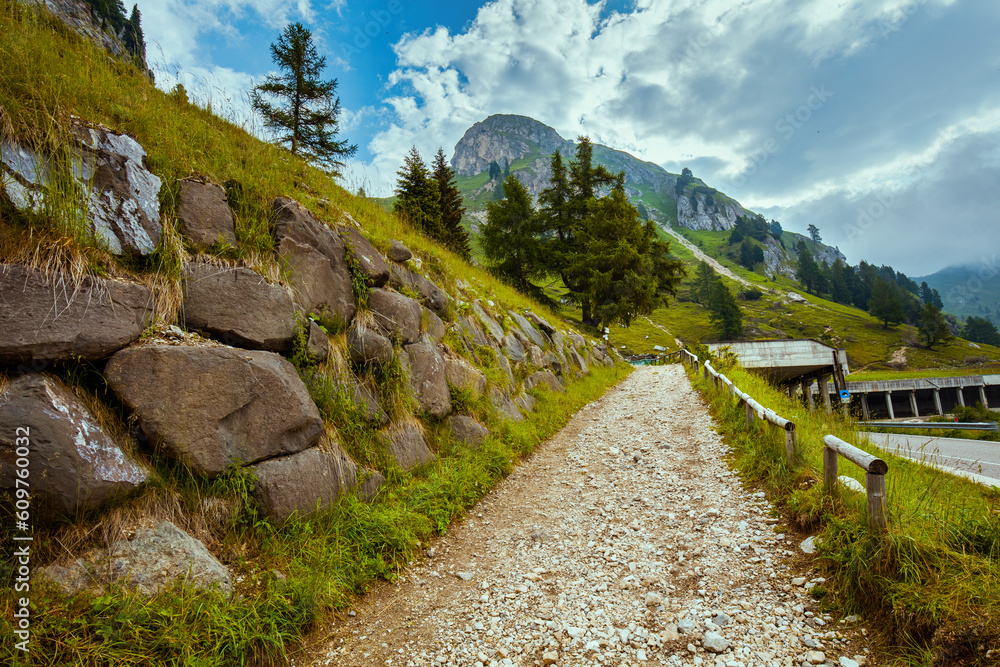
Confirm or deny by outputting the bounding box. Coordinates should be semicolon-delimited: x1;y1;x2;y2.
920;281;944;309
869;278;905;328
962;316;1000;347
488;160;502;181
796;243;827;294
561;185;684;329
432;148;471;260
122;5;145;62
829;258;852;305
916;303;953;349
691;261;717;305
807;224;822;243
394;147;443;239
769;219;783;238
738;239;764;270
250;22;356;173
707;277;743;339
481;174;542;293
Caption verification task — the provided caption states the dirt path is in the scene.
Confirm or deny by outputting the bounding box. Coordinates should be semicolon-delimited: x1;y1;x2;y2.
640;317;684;349
299;366;871;667
661;227;754;289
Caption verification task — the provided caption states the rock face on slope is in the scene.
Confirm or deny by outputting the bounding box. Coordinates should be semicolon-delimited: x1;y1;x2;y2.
676;192;747;231
106;345;324;477
451;114;573;176
1;122;163;254
0;264;153;363
0;373;148;522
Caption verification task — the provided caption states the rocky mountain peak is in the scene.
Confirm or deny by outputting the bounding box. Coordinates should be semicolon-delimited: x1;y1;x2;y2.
450;114;573;176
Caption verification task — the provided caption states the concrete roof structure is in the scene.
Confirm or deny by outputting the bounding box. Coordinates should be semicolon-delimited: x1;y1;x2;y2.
704;339;849;385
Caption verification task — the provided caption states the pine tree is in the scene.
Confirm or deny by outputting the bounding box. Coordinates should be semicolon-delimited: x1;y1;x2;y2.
394;147;443;239
829;259;851;304
796;244;826;294
122;4;145;63
481;174;541;293
707;277;743;339
807;224;822;243
917;303;953;349
432;148;471;260
692;261;717;304
869;278;905;328
250;23;357;173
962;316;1000;346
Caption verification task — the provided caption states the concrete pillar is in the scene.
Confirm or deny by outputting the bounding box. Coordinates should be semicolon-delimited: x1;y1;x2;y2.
979;386;989;409
909;391;919;418
806;381;816;411
885;392;895;420
821;375;832;414
861;394;870;421
957;386;966;408
933;389;943;416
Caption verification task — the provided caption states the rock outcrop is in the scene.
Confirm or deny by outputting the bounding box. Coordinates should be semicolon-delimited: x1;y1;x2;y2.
446;415;489;448
272;197;356;324
0;373;148;523
369;288;422;344
106;345;324;477
340;226;390;287
0;264;153;363
406;337;452;418
385;423;434;470
182;262;296;352
176;179;237;251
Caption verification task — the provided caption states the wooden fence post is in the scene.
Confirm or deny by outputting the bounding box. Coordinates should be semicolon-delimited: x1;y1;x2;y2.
823;445;838;491
866;472;887;532
745;401;754;427
785;429;797;461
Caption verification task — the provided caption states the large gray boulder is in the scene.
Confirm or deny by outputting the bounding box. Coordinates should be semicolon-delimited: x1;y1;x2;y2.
250;445;379;526
510;311;548;348
2;124;162;255
473;303;504;346
458;314;491;349
182;262;295;352
446;415;489;449
525;369;565;394
0;374;148;523
423;308;446;343
569;348;590;375
390;265;448;314
348;379;389;425
384;423;434;470
445;357;487;399
488;386;523;422
406;337;452;418
346;323;394;367
0;264;153;364
306;320;330;362
369;288;421;344
526;311;556;335
272;197;356;325
339;226;390;287
39;520;231;597
106;345;324;477
176;179;236;251
514;392;537;414
387;240;413;262
503;333;526;363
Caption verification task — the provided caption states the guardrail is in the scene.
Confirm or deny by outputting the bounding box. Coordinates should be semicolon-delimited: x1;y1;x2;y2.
700;358;890;532
704;360;798;460
823;435;888;531
860;421;999;432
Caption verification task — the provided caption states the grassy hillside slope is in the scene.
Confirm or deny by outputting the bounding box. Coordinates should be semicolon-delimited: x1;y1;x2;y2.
0;4;629;665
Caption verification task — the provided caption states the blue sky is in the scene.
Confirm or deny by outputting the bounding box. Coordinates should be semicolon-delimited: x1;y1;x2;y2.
135;0;1000;276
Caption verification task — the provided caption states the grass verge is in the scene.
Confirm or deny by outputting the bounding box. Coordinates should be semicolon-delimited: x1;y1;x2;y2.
686;358;1000;666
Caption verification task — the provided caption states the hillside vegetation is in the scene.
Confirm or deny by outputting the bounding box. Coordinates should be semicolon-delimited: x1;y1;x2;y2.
0;3;628;665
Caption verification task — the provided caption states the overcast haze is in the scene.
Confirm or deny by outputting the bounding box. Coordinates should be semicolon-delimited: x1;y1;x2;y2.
136;0;1000;276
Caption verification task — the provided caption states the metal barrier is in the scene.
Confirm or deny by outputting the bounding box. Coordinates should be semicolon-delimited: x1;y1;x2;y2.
860;421;998;432
823;435;888;531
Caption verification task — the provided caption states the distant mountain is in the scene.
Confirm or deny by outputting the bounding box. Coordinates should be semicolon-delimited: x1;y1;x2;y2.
917;264;1000;326
450;114;748;230
450;114;846;278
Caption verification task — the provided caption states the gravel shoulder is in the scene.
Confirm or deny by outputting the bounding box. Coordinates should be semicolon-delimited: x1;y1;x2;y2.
300;365;874;667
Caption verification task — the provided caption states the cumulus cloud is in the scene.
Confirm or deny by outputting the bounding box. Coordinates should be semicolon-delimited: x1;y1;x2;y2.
362;0;994;271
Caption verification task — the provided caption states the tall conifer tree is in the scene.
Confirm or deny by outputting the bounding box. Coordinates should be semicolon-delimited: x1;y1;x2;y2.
432;148;471;260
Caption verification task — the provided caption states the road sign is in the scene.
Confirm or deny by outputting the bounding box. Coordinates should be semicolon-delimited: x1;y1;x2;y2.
839;389;851;402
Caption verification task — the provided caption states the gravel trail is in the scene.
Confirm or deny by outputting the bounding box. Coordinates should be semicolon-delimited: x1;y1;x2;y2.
302;365;872;667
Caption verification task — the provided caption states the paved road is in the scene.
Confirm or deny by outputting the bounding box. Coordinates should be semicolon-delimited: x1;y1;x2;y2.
864;432;1000;486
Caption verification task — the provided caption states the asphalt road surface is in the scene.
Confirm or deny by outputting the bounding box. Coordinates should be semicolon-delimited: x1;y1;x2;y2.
864;432;1000;486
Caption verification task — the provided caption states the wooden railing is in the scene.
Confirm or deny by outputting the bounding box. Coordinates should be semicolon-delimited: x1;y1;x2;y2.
698;359;889;532
823;435;888;531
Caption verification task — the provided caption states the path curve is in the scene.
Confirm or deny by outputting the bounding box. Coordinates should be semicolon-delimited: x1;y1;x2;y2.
661;226;754;289
302;366;871;667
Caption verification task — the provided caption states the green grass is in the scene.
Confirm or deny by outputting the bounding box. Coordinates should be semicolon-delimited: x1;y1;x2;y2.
688;358;1000;664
